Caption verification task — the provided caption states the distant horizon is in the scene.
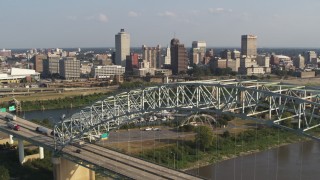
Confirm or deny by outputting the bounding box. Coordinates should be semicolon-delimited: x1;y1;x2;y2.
5;46;320;51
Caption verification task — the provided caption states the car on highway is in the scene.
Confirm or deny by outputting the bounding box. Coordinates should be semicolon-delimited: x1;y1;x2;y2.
144;127;152;131
75;149;81;153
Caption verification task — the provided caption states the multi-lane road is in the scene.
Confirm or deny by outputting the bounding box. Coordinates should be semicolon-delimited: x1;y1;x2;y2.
0;113;203;180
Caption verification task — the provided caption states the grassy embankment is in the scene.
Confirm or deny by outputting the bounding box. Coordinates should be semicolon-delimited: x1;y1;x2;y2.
20;93;109;111
113;124;307;170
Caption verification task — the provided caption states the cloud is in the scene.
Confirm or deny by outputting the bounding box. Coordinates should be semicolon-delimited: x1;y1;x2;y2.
158;11;176;17
84;14;108;23
66;16;77;21
128;11;139;17
98;13;108;23
209;8;232;14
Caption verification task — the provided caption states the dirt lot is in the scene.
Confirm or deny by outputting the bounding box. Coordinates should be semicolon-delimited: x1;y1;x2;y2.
271;77;320;86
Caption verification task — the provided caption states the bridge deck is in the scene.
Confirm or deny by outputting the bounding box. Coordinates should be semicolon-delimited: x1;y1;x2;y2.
0;112;202;180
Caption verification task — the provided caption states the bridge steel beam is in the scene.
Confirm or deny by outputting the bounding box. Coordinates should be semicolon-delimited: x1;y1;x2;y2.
54;79;320;150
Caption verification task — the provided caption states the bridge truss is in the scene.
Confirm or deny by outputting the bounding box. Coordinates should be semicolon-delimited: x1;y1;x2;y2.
54;79;320;150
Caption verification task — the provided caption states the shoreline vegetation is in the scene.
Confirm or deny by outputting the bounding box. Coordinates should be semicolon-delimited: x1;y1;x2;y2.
20;93;109;111
136;126;306;171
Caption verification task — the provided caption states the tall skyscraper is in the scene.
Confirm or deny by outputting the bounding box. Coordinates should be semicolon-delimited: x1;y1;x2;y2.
142;45;161;68
190;41;206;65
170;38;188;75
163;46;171;65
241;35;257;57
115;29;130;67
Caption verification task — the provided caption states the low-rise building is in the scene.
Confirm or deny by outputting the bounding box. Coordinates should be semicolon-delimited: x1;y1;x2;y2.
296;71;315;78
154;69;172;76
92;65;125;79
133;68;156;77
0;68;40;83
240;66;271;75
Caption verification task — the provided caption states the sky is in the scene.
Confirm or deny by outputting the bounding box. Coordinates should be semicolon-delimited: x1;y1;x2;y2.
1;0;320;49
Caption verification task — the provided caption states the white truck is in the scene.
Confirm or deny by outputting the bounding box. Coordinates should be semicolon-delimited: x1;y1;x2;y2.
36;126;53;136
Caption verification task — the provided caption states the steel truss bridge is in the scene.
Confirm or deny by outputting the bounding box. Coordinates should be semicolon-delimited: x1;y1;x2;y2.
54;79;320;150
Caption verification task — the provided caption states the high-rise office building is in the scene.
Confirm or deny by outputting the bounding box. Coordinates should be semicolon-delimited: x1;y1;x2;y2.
115;29;130;67
256;55;270;67
59;57;80;79
142;45;161;68
190;41;206;65
293;54;305;69
33;54;47;73
163;46;171;65
304;51;317;64
126;53;139;72
231;50;241;60
43;57;60;76
241;35;257;57
170;38;188;75
220;49;232;59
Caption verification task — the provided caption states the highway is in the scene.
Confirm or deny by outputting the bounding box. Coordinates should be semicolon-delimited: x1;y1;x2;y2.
0;113;203;180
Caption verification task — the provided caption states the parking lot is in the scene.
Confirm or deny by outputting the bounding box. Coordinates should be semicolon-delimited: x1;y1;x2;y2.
101;127;195;144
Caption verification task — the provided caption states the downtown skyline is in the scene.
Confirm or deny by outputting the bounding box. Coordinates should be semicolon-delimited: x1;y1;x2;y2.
1;0;320;49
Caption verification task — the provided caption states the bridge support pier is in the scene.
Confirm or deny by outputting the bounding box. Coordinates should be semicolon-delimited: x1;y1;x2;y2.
9;135;14;144
39;147;44;159
18;139;25;164
52;157;95;180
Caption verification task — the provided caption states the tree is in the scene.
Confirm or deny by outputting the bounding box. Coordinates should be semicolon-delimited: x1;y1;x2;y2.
0;165;10;180
194;126;213;150
222;130;230;138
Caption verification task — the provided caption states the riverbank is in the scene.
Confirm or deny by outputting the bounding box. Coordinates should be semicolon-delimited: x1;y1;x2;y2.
136;127;305;171
181;141;296;171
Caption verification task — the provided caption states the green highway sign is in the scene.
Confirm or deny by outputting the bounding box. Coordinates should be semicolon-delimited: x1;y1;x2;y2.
101;133;109;139
9;106;15;111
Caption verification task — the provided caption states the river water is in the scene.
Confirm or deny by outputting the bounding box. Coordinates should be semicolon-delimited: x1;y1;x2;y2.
21;109;320;180
188;140;320;180
20;108;81;123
